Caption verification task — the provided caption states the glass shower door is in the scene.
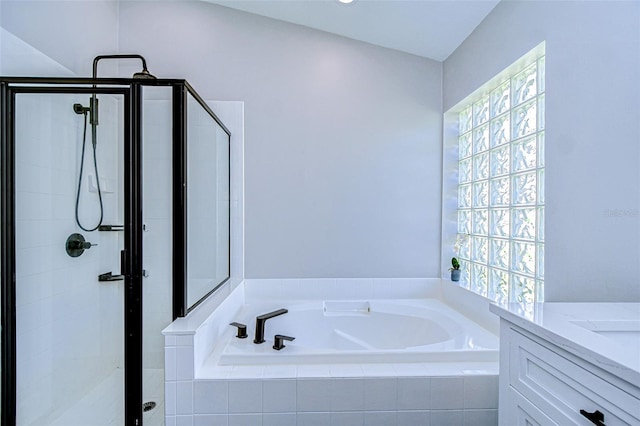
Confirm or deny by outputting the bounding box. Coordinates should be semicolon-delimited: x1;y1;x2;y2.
13;91;127;426
141;85;173;426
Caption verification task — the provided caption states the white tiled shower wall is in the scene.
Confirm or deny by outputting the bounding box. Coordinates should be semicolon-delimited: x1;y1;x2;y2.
15;92;123;424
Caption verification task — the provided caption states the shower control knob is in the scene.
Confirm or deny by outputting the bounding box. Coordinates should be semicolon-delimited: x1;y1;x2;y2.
65;233;97;257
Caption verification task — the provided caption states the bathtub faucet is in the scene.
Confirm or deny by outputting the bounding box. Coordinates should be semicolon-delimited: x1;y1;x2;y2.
254;308;288;344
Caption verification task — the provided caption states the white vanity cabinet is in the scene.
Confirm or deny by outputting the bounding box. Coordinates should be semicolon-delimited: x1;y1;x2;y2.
491;304;640;426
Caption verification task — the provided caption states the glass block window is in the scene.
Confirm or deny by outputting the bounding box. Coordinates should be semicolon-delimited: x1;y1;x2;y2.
457;56;545;308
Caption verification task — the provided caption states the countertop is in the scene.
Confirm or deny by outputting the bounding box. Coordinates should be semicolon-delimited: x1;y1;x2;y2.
489;302;640;389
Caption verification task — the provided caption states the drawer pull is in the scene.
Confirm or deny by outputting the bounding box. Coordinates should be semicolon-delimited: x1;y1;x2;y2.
579;409;606;426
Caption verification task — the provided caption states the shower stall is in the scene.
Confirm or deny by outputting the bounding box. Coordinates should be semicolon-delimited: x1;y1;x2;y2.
0;59;231;425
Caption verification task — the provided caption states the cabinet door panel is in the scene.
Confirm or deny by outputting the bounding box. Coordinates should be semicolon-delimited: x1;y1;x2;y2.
508;328;639;425
507;387;560;426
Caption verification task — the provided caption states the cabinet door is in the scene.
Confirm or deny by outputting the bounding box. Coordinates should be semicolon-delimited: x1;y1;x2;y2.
509;329;639;425
503;387;561;426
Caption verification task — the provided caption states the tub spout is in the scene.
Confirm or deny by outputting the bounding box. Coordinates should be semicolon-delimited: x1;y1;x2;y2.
254;308;288;344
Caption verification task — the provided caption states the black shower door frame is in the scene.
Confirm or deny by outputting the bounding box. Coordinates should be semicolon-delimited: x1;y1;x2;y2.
0;76;232;425
0;81;143;426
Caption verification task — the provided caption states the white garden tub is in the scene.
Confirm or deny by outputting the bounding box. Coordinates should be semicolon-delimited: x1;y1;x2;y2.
218;299;498;365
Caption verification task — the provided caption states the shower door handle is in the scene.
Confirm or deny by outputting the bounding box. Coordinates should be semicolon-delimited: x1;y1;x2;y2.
120;249;126;277
97;251;127;282
98;272;125;282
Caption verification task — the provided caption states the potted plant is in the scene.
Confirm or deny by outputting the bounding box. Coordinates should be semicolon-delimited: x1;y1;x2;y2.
449;257;461;282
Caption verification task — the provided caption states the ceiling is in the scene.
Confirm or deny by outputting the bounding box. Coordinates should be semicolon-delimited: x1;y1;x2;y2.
206;0;501;61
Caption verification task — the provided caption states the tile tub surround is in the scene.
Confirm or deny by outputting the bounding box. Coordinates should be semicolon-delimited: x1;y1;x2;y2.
163;279;500;425
166;375;498;426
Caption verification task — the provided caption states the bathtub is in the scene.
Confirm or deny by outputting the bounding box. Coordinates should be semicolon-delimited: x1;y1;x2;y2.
167;279;501;424
218;298;498;365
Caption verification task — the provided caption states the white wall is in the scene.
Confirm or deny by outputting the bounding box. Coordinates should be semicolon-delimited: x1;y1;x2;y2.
0;28;75;77
3;0;444;280
0;0;118;76
5;1;636;299
208;100;246;283
119;1;443;279
444;0;640;302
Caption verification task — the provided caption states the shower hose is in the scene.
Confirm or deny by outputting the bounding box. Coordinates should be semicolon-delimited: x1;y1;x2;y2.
75;108;104;232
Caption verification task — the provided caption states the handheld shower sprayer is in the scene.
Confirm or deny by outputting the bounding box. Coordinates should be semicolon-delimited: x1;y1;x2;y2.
73;54;156;232
73;99;103;232
89;95;99;148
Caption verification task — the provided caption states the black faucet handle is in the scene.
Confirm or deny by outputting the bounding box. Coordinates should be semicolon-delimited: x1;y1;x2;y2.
230;322;248;339
273;334;295;351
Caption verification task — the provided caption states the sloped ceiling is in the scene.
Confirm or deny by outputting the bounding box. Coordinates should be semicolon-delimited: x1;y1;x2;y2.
206;0;501;61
